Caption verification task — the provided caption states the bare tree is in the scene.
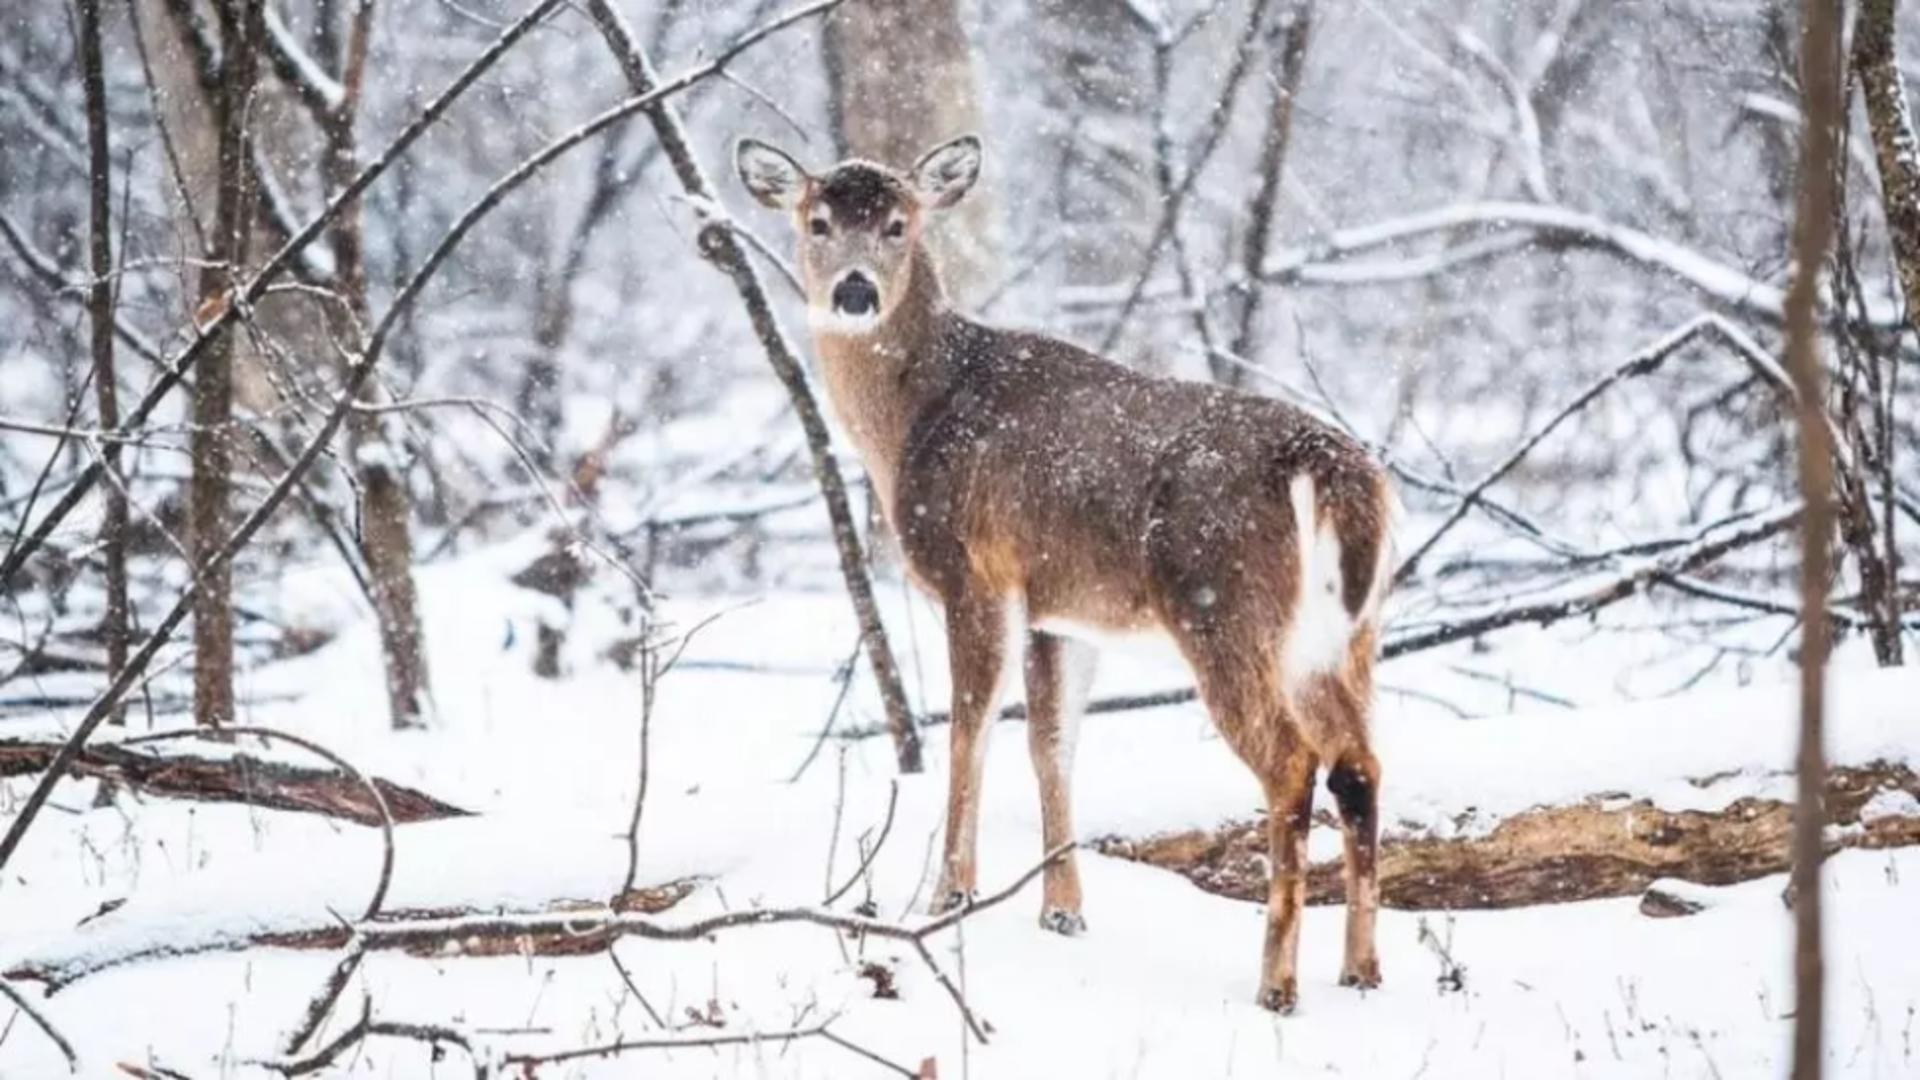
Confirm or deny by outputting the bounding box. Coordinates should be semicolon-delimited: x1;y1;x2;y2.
1785;2;1843;1078
320;1;434;728
191;0;265;728
822;0;1002;306
1025;0;1156;351
1845;0;1909;666
77;0;129;726
1225;0;1313;386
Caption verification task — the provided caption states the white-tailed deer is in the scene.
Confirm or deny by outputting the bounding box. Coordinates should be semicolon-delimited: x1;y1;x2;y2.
737;134;1392;1012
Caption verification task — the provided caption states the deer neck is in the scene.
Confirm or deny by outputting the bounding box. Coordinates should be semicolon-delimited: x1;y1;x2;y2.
811;246;955;518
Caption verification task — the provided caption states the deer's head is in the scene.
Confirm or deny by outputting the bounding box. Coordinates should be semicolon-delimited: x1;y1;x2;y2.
734;134;982;335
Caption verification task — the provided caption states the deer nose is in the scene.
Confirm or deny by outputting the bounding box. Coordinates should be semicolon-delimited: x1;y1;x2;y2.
831;272;879;316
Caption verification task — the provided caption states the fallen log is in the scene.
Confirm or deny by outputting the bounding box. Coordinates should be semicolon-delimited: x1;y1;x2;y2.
0;738;468;826
1093;761;1920;910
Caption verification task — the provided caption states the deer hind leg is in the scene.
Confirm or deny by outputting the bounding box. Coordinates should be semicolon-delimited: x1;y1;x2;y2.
1328;742;1381;988
932;588;1015;914
1257;730;1319;1013
1024;630;1098;935
1183;640;1318;1012
1313;637;1384;989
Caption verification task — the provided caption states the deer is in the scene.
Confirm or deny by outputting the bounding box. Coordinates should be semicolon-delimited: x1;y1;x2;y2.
736;133;1393;1013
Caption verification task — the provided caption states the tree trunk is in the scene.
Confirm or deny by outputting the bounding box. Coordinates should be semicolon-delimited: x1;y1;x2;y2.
77;0;129;726
1224;0;1313;386
1785;2;1843;1077
821;0;1001;308
1846;0;1909;666
323;0;433;729
190;0;264;729
1024;0;1156;352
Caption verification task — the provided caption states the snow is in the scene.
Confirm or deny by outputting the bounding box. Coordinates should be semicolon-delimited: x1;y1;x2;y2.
3;556;1917;1077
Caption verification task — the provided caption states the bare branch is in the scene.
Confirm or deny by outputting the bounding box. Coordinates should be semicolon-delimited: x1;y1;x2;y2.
0;979;77;1073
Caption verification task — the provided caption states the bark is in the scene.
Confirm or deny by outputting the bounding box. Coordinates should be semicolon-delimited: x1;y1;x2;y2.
580;0;924;774
322;0;433;728
191;0;264;728
1784;2;1843;1077
1855;0;1920;326
1099;761;1920;911
78;0;130;726
821;0;1002;307
1225;0;1313;386
1846;0;1910;666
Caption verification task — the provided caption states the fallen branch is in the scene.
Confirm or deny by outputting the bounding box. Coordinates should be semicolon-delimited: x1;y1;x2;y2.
0;736;465;827
11;846;1072;1046
268;998;913;1079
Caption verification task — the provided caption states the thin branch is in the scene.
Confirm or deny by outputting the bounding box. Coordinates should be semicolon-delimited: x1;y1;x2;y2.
0;979;77;1072
825;779;899;906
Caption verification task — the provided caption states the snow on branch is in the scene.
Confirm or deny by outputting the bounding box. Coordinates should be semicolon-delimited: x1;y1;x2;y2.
260;9;346;117
1262;201;1807;324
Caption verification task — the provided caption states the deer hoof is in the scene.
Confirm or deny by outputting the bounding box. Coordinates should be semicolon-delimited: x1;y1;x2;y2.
1039;908;1087;936
932;888;975;915
1339;960;1382;990
1257;982;1299;1015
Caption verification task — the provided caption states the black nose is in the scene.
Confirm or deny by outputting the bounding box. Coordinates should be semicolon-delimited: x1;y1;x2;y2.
831;273;879;316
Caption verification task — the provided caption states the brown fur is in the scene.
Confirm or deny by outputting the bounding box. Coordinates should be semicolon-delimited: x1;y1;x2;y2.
740;137;1392;1012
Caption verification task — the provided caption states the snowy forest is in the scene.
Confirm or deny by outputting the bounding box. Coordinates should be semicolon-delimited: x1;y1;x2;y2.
1;0;1917;1075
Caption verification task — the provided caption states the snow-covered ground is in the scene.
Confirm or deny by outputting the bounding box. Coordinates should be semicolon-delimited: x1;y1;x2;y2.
2;545;1917;1078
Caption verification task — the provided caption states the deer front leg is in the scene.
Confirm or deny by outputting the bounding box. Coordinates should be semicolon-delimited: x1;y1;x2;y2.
932;589;1013;914
1258;739;1319;1013
1024;631;1097;935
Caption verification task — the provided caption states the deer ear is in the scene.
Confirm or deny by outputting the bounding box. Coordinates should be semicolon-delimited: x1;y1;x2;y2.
736;138;809;210
911;134;983;210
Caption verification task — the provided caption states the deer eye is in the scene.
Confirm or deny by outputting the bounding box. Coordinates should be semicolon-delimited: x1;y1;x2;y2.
885;219;907;240
809;218;831;238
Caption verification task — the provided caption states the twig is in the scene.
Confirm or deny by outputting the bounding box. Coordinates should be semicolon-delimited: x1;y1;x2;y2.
825;779;900;906
500;1020;832;1069
0;979;77;1072
788;635;864;782
281;946;365;1056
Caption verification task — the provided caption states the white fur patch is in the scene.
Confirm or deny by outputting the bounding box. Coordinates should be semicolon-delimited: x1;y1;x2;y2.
809;306;881;336
1031;617;1182;665
1282;474;1353;692
1052;638;1098;776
